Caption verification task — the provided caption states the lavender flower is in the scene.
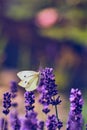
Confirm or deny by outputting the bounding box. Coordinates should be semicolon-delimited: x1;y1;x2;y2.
3;119;8;130
66;88;84;130
10;81;18;98
0;118;4;130
0;118;8;130
10;111;21;130
3;92;11;115
1;67;87;130
10;81;18;107
38;68;61;113
38;121;44;130
22;111;38;130
42;105;50;114
86;124;87;130
37;67;63;129
46;114;62;130
57;120;63;130
24;91;35;117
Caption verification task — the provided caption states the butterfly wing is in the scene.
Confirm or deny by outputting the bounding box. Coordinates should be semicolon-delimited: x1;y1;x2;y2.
17;71;39;91
18;76;33;88
17;71;38;80
25;75;39;91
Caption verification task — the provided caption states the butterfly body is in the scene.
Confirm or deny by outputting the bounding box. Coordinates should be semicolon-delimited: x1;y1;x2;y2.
17;71;39;91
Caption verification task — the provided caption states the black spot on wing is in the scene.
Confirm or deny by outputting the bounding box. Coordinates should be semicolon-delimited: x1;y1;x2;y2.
25;81;27;83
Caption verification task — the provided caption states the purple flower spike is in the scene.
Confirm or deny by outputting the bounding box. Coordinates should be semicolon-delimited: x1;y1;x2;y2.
38;67;63;129
46;114;61;130
3;92;11;115
42;105;50;114
0;118;4;130
0;118;8;130
4;119;8;130
10;81;18;98
38;68;59;112
38;121;44;130
86;124;87;130
10;111;21;130
10;81;18;107
24;91;35;117
50;96;62;105
66;88;84;130
22;111;38;130
57;120;63;130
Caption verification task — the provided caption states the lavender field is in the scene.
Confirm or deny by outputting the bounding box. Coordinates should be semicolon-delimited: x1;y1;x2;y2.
0;68;86;130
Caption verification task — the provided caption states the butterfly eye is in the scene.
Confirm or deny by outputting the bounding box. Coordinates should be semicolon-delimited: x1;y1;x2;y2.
25;81;27;83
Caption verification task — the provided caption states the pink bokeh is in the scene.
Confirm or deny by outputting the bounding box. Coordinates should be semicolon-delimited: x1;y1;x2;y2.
35;8;59;28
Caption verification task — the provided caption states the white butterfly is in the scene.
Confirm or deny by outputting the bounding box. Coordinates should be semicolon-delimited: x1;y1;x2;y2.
17;71;39;91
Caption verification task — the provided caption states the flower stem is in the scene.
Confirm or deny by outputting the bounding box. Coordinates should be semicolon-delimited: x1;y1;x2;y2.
53;96;59;120
53;96;60;130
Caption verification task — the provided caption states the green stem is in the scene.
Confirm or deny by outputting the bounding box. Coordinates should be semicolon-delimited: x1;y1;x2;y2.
54;101;59;121
53;96;60;130
53;96;59;120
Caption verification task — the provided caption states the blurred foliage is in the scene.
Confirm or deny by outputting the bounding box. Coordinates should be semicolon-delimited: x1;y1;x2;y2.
0;0;87;41
3;0;55;19
41;6;87;45
42;26;87;45
82;92;87;129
